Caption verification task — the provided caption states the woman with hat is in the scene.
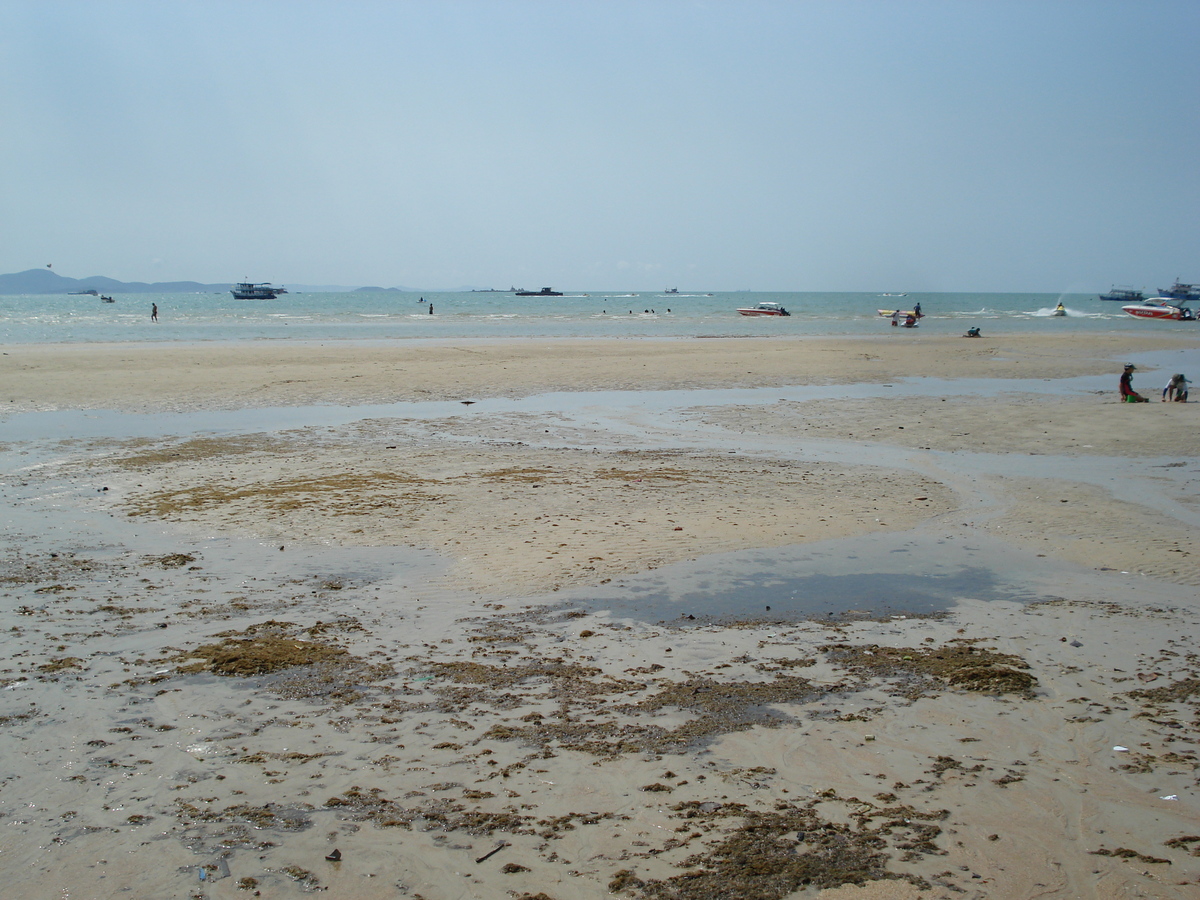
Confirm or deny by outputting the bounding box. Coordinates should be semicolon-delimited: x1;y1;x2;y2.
1120;364;1149;402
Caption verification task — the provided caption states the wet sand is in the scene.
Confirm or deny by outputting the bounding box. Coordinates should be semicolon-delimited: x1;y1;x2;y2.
2;332;1199;899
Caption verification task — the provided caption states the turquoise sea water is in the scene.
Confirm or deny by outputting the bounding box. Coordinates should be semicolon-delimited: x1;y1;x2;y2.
0;290;1186;344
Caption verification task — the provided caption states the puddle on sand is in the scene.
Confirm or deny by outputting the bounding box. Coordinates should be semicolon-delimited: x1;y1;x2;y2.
562;529;1062;624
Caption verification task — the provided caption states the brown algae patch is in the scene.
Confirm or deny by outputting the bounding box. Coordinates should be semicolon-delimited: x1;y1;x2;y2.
127;470;440;519
479;672;823;756
144;552;196;568
324;787;530;835
615;795;943;898
170;619;394;701
822;642;1038;698
180;633;347;676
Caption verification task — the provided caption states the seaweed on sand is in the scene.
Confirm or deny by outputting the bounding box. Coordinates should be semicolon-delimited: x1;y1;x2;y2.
481;673;823;757
324;787;531;835
822;642;1037;698
171;620;393;702
1127;677;1200;706
617;797;938;899
180;634;347;676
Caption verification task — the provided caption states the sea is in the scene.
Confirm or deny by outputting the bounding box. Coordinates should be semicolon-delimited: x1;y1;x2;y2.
0;290;1172;344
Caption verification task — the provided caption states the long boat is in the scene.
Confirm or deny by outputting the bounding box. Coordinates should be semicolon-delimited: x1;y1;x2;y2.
514;287;563;296
1099;285;1144;302
230;282;288;300
1156;281;1200;303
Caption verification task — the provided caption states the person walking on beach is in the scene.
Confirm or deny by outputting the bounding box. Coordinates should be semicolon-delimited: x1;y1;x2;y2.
1162;373;1190;402
151;303;158;323
1120;364;1149;402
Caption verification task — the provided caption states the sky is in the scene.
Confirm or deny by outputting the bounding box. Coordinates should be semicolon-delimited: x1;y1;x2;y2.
1;0;1197;292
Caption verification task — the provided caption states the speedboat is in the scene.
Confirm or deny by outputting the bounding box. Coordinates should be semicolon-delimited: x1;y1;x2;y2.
1052;304;1066;317
1121;298;1196;321
737;302;790;316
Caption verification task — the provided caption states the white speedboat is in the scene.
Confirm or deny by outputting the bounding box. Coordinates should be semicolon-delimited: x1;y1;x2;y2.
1122;298;1195;321
737;302;790;317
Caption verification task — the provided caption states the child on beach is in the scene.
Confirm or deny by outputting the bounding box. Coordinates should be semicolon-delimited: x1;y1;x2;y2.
1162;373;1190;402
1120;364;1149;402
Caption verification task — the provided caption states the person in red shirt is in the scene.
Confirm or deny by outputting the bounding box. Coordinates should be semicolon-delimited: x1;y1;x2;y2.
1120;364;1149;402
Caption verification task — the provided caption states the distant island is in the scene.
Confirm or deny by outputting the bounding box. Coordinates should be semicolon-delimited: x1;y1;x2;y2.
0;268;235;295
0;269;489;295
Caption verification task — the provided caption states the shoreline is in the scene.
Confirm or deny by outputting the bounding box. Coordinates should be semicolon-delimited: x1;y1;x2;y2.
4;332;1197;413
2;330;1199;898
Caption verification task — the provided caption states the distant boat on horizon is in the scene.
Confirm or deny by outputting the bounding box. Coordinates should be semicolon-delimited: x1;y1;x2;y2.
1157;280;1200;303
231;282;288;300
1099;285;1144;303
514;287;563;296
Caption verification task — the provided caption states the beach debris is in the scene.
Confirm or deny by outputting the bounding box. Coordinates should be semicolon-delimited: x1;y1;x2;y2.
1069;640;1083;648
325;848;341;861
1160;795;1178;801
1113;746;1129;752
476;840;508;863
195;859;230;882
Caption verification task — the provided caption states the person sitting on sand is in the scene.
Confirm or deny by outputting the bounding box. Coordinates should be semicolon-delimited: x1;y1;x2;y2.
964;327;981;337
1162;373;1190;402
1120;364;1149;402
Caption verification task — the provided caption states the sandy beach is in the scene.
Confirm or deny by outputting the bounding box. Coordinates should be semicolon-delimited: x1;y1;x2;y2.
2;332;1199;899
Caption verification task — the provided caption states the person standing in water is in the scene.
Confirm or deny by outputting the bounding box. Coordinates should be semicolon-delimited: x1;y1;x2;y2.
151;303;158;322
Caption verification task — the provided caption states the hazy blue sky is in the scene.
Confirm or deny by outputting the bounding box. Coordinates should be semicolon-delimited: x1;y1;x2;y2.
2;0;1197;291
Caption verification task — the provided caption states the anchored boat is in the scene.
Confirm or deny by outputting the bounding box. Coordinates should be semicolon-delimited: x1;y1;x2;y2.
514;287;563;297
1157;281;1200;303
230;282;288;300
1099;286;1144;303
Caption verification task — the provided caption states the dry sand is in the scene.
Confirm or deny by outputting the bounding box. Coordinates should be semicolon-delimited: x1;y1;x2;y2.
1;333;1198;899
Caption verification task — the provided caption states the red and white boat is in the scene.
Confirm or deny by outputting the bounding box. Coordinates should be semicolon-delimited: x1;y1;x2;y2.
1121;298;1196;321
737;302;791;317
